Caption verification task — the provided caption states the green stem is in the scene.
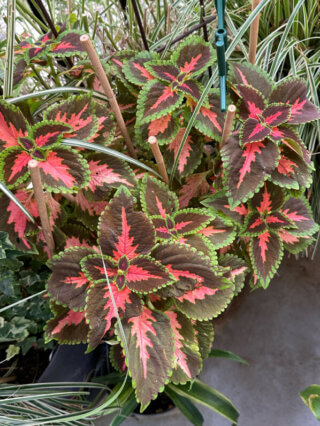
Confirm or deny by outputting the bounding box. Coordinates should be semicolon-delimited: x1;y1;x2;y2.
31;65;50;89
16;0;48;32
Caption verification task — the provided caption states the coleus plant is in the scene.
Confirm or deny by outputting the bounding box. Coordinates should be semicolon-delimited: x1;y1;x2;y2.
1;30;319;418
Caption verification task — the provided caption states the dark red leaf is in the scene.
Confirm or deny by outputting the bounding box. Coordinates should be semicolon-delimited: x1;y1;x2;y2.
270;79;320;124
49;31;86;56
230;62;273;98
99;188;155;260
32;122;72;148
261;104;290;126
281;197;318;236
236;85;266;120
141;176;179;218
0;101;28;150
179;172;211;208
251;182;285;213
145;62;180;83
241;118;270;143
191;91;224;139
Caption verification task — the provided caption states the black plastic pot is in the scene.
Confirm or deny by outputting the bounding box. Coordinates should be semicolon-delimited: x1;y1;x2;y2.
38;343;111;400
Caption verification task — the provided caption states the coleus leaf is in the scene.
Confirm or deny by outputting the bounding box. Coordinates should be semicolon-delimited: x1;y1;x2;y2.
174;79;202;101
279;129;311;166
152;242;234;320
137;80;183;124
122;51;158;86
250;230;283;288
109;50;136;83
140;176;179;218
44;94;98;140
47;247;96;310
0;101;28;150
251;181;285;213
145;61;180;84
116;306;174;411
25;45;48;62
110;344;127;373
219;254;248;296
164;128;203;177
171;35;215;77
151;209;212;240
178;234;216;261
271;145;312;190
46;304;89;344
31;121;72;148
201;192;248;225
74;190;108;219
166;310;202;384
281;196;318;236
98;188;156;260
48;30;86;57
86;279;142;350
0;189;38;251
89;102;116;145
136;113;179;146
221;136;280;208
13;58;27;86
241;118;271;144
269;78;320;124
38;148;90;193
199;216;237;250
179;172;211;208
278;230;315;254
236;85;266;121
189;91;224;139
230;62;274;98
194;321;214;361
81;253;117;283
83;153;136;200
0;148;31;188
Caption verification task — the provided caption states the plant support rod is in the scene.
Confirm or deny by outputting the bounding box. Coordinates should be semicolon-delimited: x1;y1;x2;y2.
249;0;261;64
221;104;236;147
28;160;55;258
148;136;169;185
80;34;137;159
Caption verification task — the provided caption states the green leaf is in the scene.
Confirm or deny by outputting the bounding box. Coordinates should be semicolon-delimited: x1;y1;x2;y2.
165;385;203;426
300;385;320;421
209;349;248;365
6;344;20;361
167;379;239;423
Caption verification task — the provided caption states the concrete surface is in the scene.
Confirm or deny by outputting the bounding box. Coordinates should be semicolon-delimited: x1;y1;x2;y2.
97;252;320;425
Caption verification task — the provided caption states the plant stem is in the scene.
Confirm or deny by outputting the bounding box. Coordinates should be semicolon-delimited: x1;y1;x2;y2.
156;15;216;53
199;0;212;77
148;136;169;184
130;0;149;50
31;64;50;90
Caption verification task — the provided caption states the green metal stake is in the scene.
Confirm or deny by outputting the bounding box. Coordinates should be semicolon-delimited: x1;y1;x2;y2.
214;0;227;111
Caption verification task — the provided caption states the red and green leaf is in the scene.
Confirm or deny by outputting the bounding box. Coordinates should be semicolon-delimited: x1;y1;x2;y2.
145;62;180;83
166;310;202;384
201;192;248;225
83;153;136;200
99;188;155;260
137;80;183;124
86;279;142;349
172;35;215;77
140;176;179;218
190;91;224;139
25;45;48;62
281;197;318;236
44;94;98;140
48;247;96;310
46;304;88;344
221;136;280;208
270;78;320;124
80;253;117;283
49;30;86;57
117;307;174;410
164;128;203;177
174;276;234;321
199;216;237;249
219;254;248;296
262;104;290;126
0;101;28;150
0;189;38;251
122;51;159;86
278;230;315;254
251;181;285;213
136;113;179;146
236;85;266;120
31;121;72;148
194;320;214;360
175;79;202;101
241;118;270;144
271;145;312;190
125;255;174;293
0;148;31;188
37;148;90;193
89;102;116;145
230;62;273;98
109;50;136;82
250;231;283;288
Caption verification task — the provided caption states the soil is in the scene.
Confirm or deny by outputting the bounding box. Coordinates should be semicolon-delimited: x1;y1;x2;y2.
1;348;50;384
